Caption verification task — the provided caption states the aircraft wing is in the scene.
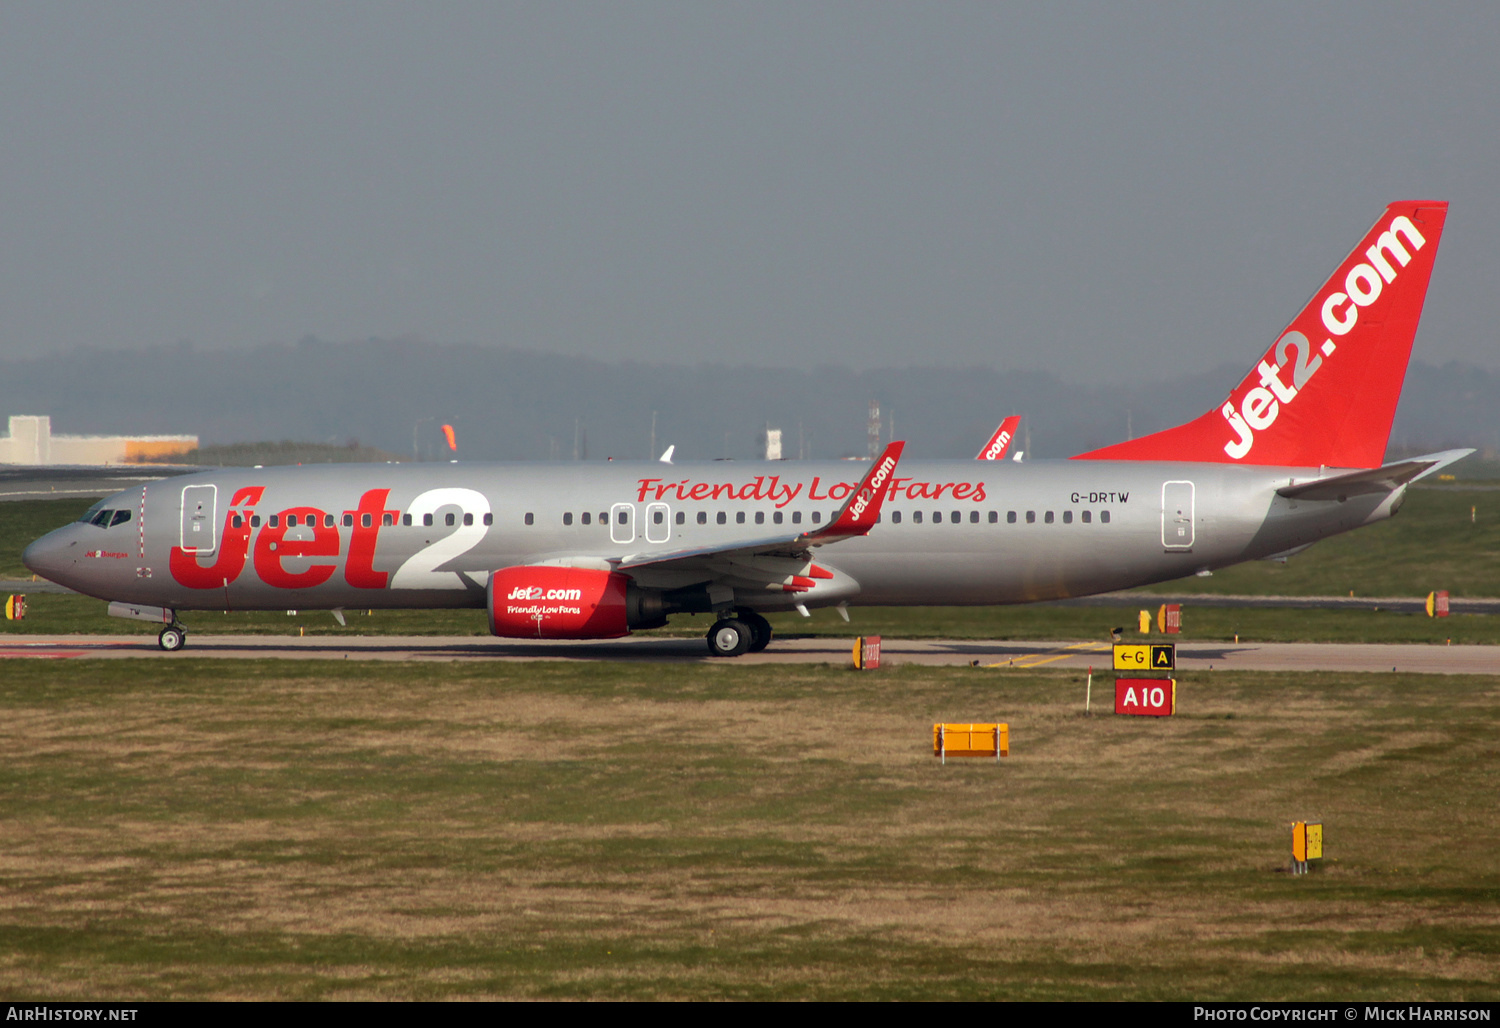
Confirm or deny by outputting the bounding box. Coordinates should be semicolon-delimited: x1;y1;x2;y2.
616;441;905;574
1276;449;1473;501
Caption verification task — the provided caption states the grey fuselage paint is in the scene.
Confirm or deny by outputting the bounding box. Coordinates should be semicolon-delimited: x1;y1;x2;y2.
24;458;1392;615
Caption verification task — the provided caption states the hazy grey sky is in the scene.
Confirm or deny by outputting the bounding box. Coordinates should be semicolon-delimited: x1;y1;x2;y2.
1;3;1496;381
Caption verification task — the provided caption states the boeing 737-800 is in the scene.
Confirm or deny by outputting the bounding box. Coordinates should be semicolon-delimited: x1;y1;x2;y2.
23;201;1465;656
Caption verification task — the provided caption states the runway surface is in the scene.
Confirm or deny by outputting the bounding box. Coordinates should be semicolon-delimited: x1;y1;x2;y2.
1;633;1497;674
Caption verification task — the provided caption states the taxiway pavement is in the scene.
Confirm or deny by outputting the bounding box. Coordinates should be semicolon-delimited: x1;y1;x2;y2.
1;634;1497;674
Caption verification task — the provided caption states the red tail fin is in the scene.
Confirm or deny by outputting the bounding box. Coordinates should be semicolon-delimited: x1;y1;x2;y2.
1074;201;1448;468
976;415;1021;460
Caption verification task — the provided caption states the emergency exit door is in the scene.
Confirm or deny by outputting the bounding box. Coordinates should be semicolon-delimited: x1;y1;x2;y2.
1161;481;1195;550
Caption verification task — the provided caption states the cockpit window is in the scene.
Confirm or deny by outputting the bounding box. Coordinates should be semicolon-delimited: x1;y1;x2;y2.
110;510;132;527
89;509;114;526
79;502;107;524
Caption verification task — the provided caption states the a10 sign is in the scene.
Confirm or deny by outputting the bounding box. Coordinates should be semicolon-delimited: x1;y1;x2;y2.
1115;678;1176;717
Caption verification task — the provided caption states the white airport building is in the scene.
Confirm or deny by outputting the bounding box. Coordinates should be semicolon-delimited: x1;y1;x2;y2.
0;415;197;466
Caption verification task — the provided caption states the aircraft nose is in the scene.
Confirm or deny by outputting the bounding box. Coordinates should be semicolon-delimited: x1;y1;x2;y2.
22;527;77;582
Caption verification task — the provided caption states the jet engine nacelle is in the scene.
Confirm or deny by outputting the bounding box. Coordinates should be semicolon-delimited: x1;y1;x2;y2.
487;565;631;639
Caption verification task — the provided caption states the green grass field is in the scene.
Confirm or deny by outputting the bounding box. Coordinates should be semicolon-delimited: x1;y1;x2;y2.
1;660;1495;999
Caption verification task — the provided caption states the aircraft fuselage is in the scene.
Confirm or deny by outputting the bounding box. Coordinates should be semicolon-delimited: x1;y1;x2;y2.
23;457;1395;614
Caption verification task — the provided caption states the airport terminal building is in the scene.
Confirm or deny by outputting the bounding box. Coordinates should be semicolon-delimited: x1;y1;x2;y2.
0;415;196;466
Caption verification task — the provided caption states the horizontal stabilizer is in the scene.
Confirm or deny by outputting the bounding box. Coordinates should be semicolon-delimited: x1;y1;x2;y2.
1276;449;1472;501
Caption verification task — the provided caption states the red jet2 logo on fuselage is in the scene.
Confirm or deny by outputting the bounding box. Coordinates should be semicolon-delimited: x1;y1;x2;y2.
169;487;398;590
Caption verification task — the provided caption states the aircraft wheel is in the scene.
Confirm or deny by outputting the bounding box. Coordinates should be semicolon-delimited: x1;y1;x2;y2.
737;610;773;653
706;618;752;658
158;626;186;652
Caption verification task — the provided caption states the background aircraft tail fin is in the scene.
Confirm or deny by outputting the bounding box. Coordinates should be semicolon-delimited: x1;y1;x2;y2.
1073;201;1449;469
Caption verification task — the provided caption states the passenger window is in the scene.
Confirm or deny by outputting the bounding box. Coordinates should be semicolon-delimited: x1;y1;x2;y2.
403;514;413;526
1025;511;1035;524
811;511;821;524
697;511;707;525
1063;511;1073;524
675;511;685;525
792;511;802;524
755;511;765;525
563;512;573;526
932;511;941;523
599;512;608;525
914;511;923;524
616;510;627;525
269;515;280;528
1044;511;1054;524
524;513;534;526
364;513;375;528
717;511;727;525
383;513;394;527
1101;510;1111;523
581;512;591;525
484;513;493;526
1007;511;1017;524
232;515;243;529
988;511;998;524
653;510;663;525
970;510;979;524
950;511;960;524
424;513;434;527
463;513;473;526
773;511;783;525
441;513;452;527
287;515;298;527
736;511;746;524
251;515;262;528
327;514;337;528
343;514;354;528
892;510;902;524
1082;510;1092;523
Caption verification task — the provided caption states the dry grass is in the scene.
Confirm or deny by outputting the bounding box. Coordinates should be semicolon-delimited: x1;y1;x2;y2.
0;660;1496;999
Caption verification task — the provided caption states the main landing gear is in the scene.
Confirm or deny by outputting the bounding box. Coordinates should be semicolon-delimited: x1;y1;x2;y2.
705;610;773;657
158;624;187;652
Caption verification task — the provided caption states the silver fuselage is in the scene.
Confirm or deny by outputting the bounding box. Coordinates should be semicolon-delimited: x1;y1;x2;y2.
23;457;1395;613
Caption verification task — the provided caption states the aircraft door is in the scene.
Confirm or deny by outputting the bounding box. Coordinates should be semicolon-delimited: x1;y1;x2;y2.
610;502;636;545
644;502;671;544
179;485;218;555
1161;481;1195;550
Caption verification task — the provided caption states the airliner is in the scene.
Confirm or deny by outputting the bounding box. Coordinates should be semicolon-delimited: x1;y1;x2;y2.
23;201;1466;656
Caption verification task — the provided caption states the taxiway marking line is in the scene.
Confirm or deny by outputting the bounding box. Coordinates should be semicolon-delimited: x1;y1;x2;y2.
986;641;1110;669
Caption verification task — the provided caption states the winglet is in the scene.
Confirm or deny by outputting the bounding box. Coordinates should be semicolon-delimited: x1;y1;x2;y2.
976;416;1021;460
806;441;905;542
